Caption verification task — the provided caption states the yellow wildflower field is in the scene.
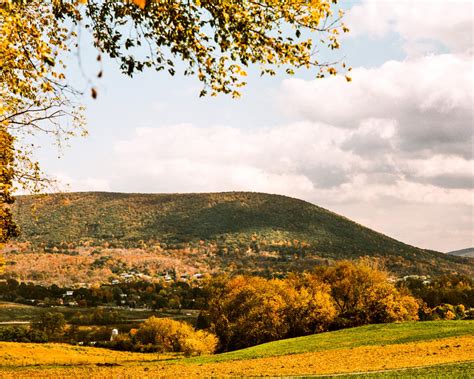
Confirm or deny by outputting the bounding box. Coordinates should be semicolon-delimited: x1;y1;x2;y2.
0;335;473;378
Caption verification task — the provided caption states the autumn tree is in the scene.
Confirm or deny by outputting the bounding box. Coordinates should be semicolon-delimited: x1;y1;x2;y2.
1;0;85;251
134;316;217;356
206;275;289;351
1;0;348;243
316;259;419;327
34;312;67;340
73;0;349;97
205;274;337;351
0;130;17;247
283;272;336;337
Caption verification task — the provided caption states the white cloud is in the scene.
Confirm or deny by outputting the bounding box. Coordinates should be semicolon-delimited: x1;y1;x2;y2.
111;122;352;197
280;53;474;159
346;0;473;55
107;120;473;205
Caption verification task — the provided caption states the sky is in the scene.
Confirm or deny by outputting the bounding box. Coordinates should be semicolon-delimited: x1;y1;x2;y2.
33;0;473;253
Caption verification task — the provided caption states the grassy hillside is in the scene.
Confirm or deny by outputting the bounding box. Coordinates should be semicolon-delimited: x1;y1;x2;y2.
186;320;474;363
0;321;472;377
12;192;472;276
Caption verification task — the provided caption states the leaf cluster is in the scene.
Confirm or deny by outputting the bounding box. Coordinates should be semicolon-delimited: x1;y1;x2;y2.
60;0;349;97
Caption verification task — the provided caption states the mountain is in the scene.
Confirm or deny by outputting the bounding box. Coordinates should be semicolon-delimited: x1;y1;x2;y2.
10;192;473;277
448;248;474;258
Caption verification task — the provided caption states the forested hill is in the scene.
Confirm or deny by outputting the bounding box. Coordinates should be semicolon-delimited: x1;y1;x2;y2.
12;192;472;276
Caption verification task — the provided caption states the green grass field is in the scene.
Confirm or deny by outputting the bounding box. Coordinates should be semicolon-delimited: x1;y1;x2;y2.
187;320;474;364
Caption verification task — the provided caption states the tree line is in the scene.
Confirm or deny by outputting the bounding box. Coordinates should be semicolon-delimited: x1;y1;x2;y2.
200;259;420;351
0;279;207;310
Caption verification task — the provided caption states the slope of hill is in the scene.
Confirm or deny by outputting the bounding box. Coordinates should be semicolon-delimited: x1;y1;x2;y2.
448;247;474;258
189;320;474;363
11;192;473;276
0;321;473;377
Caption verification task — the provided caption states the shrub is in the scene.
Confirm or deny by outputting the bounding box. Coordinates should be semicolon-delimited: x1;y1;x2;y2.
105;334;135;351
134;317;217;356
427;304;466;320
181;330;218;357
0;326;48;343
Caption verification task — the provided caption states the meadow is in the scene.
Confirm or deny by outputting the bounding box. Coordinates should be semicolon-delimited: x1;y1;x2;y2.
0;321;472;377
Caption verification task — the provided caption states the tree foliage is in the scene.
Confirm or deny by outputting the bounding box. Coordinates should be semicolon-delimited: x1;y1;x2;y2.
0;129;17;247
33;312;67;340
133;316;217;355
0;0;85;187
1;0;85;249
204;260;419;352
205;273;337;351
316;259;420;327
74;0;349;97
206;276;291;351
284;272;337;337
